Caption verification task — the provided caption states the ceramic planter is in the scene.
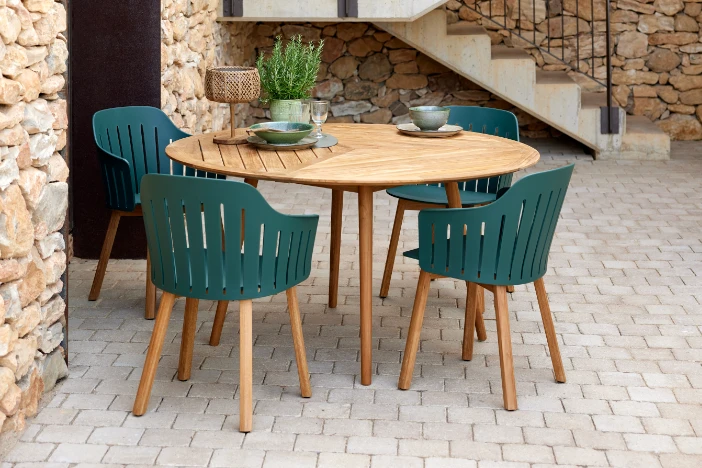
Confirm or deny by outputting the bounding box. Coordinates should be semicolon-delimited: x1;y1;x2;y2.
270;99;310;123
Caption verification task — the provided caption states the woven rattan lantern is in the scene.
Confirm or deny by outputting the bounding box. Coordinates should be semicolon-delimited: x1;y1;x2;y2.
205;66;260;144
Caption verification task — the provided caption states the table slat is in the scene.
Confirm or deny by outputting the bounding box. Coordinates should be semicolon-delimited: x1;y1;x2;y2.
219;144;245;169
238;144;265;172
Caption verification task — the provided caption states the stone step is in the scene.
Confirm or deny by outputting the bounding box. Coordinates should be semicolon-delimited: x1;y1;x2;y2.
535;71;581;134
491;45;535;62
446;23;488;36
616;115;670;160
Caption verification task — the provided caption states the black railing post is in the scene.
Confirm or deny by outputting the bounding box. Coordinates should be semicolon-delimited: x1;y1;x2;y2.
338;0;358;18
600;0;620;134
223;0;243;17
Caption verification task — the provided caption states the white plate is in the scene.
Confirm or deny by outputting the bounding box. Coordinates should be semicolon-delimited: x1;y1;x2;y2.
397;123;463;138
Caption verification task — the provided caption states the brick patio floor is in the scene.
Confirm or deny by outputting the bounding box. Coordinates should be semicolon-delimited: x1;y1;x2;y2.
4;139;702;467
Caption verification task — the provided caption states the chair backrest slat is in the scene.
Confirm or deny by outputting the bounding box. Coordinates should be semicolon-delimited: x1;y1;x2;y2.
141;175;319;300
418;165;574;286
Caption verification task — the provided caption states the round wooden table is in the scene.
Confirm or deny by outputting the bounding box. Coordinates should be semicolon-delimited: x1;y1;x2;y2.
166;123;540;385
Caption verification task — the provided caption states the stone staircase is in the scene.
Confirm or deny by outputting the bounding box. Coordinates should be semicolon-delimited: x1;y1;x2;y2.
218;0;449;22
377;10;671;159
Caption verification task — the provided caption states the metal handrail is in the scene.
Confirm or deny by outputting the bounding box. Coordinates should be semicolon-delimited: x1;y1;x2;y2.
460;0;619;134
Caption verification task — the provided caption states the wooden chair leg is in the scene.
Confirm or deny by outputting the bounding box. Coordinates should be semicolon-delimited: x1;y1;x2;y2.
475;306;487;342
507;285;515;293
398;270;431;390
476;284;485;313
178;298;199;381
133;292;176;416
145;250;156;319
329;189;343;308
286;287;312;398
534;278;566;383
89;211;121;301
380;199;406;298
494;286;518;410
239;299;253;433
209;301;228;346
462;282;479;360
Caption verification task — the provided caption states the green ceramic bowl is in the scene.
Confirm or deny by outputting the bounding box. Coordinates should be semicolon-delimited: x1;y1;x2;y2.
249;122;314;144
409;106;450;131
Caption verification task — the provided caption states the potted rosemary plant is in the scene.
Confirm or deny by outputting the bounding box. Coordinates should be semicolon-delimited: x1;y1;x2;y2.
257;35;324;122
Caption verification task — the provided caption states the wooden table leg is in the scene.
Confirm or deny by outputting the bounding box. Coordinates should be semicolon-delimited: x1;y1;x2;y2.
358;186;374;386
329;189;343;308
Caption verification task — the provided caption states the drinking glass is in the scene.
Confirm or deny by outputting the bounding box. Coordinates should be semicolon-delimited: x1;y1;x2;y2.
310;100;329;138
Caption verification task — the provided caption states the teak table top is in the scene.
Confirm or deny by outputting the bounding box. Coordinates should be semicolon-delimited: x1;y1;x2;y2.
165;123;540;188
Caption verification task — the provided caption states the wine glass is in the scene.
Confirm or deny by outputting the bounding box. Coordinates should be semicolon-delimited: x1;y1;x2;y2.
310;100;329;138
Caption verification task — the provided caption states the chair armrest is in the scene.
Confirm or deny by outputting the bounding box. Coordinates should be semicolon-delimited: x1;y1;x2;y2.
253;212;319;294
97;147;136;211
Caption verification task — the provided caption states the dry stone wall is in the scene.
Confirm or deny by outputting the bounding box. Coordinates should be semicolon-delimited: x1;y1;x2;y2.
161;0;228;133
448;0;702;139
0;0;69;433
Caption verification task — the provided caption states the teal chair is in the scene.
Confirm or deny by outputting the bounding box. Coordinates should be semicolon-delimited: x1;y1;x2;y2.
399;165;574;411
133;175;318;432
380;106;519;298
89;106;223;319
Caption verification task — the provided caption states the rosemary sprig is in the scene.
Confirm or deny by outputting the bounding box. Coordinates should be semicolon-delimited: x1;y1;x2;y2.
257;35;324;102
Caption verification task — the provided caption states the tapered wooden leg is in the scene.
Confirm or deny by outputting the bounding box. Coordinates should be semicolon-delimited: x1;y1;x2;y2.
209;301;228;346
133;292;176;416
239;299;253;432
89;211;121;301
329;189;343;308
358;186;374;386
475;300;487;342
145;250;156;320
399;270;431;390
507;285;515;293
286;287;312;398
462;282;479;360
477;285;485;313
494;286;517;410
178;298;199;381
534;278;566;383
380;199;406;298
444;182;462;208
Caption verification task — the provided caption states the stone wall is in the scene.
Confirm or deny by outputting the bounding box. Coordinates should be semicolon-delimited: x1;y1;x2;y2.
448;0;702;139
161;0;227;133
222;21;558;137
0;0;69;433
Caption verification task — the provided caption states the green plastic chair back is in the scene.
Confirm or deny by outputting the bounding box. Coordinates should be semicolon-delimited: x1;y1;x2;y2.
140;174;319;301
416;164;574;286
387;106;519;204
93;106;222;212
445;105;519;194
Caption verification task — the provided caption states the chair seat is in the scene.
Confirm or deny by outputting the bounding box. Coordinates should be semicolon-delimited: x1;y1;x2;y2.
387;185;497;206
